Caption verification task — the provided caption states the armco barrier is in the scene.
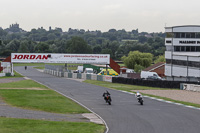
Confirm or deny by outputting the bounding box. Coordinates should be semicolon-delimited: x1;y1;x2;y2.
64;72;68;78
86;74;91;80
183;84;200;92
91;74;97;80
73;73;77;78
82;73;87;80
97;75;103;81
44;68;116;83
112;77;200;89
77;73;82;79
68;73;72;78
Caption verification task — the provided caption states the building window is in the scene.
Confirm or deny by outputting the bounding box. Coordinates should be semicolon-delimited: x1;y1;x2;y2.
175;33;181;38
181;46;185;51
186;33;191;38
191;46;196;51
191;33;195;38
166;40;171;43
181;33;186;38
169;32;200;38
197;46;200;52
174;46;200;52
174;46;181;51
196;33;200;38
169;59;189;66
186;46;190;51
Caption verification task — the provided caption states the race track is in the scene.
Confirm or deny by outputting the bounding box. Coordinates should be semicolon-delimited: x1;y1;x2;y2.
15;66;200;133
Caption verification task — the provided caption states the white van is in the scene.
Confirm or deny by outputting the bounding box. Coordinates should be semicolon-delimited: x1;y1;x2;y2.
126;69;135;73
140;71;161;80
84;68;94;74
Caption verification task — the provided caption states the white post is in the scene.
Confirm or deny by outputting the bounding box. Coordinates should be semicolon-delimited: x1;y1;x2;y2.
11;63;14;75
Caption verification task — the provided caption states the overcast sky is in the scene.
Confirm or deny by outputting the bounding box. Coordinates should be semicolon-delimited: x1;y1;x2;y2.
1;0;200;32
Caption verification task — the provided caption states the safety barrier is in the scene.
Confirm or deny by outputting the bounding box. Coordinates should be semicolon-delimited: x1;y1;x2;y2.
112;77;200;89
44;69;113;82
183;84;200;92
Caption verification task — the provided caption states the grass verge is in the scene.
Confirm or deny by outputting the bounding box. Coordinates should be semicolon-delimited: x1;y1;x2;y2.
0;71;23;79
84;80;168;92
0;117;105;133
83;80;200;108
0;80;89;114
33;66;44;69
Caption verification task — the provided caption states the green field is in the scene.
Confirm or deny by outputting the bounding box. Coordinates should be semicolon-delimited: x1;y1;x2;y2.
14;63;81;70
0;74;105;133
0;117;105;133
0;80;89;114
84;80;167;92
0;71;23;79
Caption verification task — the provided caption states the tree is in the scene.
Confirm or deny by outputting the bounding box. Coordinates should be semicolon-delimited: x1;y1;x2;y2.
18;41;29;53
67;36;92;53
122;51;153;71
5;39;20;52
34;42;50;53
138;36;147;43
154;55;166;63
93;45;102;54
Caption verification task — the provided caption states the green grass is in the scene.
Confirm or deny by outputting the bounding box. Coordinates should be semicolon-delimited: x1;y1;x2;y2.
83;80;200;108
84;80;167;92
14;63;80;70
0;89;89;114
0;80;89;114
0;71;23;79
33;66;45;69
0;117;105;133
0;80;48;89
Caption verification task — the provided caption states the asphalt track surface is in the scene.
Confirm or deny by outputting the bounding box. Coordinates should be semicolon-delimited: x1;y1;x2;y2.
15;66;200;133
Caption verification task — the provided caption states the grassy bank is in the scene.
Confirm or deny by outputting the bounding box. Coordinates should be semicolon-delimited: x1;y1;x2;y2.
0;117;105;133
0;80;89;114
14;63;81;70
84;80;168;92
84;80;200;108
0;71;23;79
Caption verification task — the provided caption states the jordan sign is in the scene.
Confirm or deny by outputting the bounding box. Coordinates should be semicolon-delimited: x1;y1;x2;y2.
11;53;110;64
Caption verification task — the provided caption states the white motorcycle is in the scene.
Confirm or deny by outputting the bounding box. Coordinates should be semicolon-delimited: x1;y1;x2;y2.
136;92;143;105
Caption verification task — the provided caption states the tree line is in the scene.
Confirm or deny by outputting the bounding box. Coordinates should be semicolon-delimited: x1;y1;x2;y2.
0;24;166;71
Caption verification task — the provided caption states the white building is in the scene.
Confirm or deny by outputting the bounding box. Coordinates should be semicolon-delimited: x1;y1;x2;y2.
165;25;200;81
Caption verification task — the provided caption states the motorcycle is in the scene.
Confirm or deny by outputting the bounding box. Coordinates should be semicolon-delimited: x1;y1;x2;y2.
103;91;112;105
136;92;143;105
137;96;143;105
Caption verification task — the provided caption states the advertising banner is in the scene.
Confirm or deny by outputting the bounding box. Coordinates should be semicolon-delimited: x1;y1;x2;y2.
11;53;110;64
104;76;112;82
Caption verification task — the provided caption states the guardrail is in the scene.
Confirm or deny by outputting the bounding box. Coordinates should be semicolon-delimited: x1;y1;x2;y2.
44;69;113;82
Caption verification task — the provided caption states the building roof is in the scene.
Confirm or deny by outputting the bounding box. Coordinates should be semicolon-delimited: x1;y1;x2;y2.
165;25;200;29
143;62;165;72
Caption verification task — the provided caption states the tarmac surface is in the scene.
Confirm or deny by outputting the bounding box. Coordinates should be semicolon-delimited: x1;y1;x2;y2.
9;66;200;133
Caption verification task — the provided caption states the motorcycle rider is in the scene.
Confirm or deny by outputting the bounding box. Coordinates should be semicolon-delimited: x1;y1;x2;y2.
135;91;142;101
103;90;111;103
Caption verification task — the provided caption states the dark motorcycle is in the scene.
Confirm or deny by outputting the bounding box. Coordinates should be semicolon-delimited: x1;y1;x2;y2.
103;91;112;105
137;96;143;105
